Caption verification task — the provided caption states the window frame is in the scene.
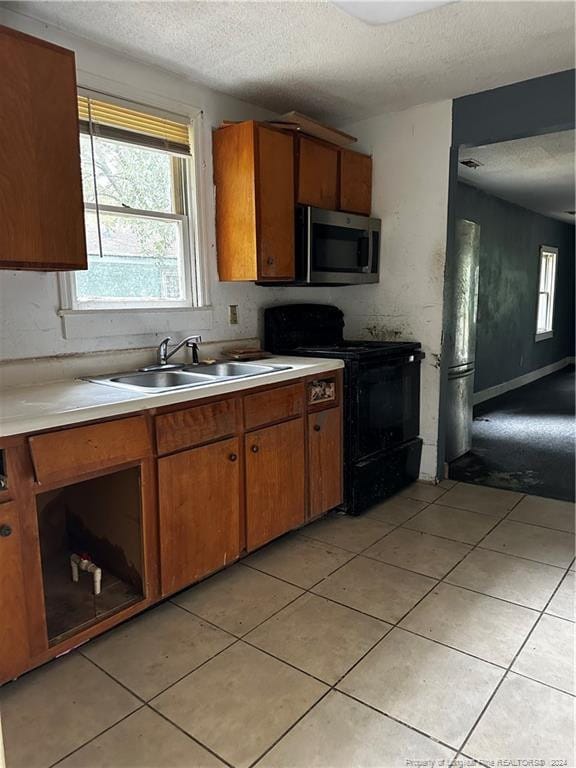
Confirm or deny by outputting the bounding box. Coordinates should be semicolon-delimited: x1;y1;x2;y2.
535;245;558;342
59;90;208;319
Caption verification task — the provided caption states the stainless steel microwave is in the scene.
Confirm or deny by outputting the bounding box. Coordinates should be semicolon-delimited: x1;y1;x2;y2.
294;206;381;285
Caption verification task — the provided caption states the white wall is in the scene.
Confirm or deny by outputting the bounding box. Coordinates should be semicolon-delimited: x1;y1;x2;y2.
0;8;333;362
331;102;453;478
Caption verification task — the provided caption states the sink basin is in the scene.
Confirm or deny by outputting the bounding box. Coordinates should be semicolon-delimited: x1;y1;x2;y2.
110;370;212;389
86;369;215;392
186;362;289;378
84;361;292;392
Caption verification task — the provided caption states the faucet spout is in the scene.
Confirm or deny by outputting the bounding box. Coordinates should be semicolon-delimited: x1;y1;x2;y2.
157;336;172;366
156;334;202;367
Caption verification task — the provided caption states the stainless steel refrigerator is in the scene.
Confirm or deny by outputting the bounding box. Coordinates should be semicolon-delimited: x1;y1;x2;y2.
445;219;480;462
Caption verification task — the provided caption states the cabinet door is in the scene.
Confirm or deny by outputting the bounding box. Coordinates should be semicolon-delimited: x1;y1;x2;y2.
297;136;338;210
158;438;241;595
0;501;31;682
339;149;372;216
308;408;343;519
246;419;305;550
213;121;258;281
0;27;86;271
257;125;295;280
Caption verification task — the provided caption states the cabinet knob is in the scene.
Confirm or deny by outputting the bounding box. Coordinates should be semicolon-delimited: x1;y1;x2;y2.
251;445;259;453
228;453;238;462
0;524;12;538
267;258;274;266
313;424;321;432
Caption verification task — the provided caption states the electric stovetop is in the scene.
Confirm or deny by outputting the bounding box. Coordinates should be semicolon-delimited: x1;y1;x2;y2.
291;340;420;360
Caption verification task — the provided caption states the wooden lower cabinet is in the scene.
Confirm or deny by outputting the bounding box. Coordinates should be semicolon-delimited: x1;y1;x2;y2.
0;501;30;682
308;408;343;519
246;418;305;551
1;374;342;683
158;437;241;595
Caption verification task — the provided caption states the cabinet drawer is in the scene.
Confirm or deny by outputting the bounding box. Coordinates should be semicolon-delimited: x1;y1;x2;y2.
307;375;340;412
29;416;150;485
243;383;304;430
156;398;239;455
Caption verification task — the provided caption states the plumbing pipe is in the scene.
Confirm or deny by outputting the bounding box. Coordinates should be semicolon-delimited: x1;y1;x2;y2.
70;553;102;596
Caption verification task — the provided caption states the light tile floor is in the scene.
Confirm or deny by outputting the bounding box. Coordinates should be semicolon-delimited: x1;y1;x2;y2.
1;481;574;768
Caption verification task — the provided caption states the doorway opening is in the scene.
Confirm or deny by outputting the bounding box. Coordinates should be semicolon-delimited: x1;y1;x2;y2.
443;130;575;502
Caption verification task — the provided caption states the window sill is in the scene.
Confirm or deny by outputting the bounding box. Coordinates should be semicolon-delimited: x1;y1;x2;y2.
58;306;214;340
535;331;554;342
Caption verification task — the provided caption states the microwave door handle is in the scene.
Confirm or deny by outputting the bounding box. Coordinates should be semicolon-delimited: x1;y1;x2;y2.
365;228;374;273
358;234;370;270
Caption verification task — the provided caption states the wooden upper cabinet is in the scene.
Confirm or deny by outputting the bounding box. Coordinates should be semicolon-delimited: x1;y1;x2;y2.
296;136;338;210
213;121;294;282
339;149;372;216
0;26;87;271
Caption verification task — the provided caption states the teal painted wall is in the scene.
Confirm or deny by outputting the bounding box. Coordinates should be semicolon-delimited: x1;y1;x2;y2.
456;182;575;393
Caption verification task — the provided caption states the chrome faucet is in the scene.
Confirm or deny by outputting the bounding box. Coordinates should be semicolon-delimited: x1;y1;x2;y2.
157;335;202;366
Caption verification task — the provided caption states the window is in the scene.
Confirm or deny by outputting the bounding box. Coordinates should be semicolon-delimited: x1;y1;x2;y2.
62;93;199;311
535;246;558;340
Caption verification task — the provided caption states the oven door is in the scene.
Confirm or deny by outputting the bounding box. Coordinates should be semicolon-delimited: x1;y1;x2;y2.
352;353;423;460
308;208;380;284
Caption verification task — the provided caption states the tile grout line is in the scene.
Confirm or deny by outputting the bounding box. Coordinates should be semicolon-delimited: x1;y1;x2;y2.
148;487;563;766
229;489;542;765
170;490;572;712
48;703;148;768
247;627;465;766
474;543;574;570
67;488;575;765
456;546;576;758
68;654;238;768
150;488;471;766
26;484;571;768
289;491;573;761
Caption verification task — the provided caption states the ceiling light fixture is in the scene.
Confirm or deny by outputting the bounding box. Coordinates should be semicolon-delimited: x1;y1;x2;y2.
332;1;459;26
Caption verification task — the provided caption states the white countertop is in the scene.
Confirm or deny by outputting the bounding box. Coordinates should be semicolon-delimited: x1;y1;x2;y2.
0;356;344;438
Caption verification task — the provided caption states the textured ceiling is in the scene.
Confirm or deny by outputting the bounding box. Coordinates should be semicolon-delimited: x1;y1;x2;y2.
459;131;576;224
5;1;575;124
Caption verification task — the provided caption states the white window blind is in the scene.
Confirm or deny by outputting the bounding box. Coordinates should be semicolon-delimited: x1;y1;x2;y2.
78;94;191;154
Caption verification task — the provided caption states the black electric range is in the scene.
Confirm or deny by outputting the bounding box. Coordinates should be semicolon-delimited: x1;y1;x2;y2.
264;304;425;515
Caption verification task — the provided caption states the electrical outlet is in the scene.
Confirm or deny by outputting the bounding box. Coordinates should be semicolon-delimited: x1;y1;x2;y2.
228;304;239;325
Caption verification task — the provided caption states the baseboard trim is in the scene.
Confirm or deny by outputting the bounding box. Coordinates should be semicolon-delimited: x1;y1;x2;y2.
473;357;573;405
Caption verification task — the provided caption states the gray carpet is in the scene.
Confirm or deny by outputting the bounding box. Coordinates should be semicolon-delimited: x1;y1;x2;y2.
449;366;575;502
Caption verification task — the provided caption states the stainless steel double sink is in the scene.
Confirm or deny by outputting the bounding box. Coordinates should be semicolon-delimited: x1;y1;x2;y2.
85;361;292;393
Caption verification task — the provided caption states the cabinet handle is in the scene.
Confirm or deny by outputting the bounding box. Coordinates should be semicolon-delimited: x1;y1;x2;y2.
0;524;12;537
251;445;259;453
228;453;238;462
313;424;321;432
